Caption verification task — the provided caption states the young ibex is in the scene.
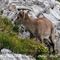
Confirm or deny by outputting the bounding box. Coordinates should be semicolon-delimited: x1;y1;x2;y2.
16;9;55;54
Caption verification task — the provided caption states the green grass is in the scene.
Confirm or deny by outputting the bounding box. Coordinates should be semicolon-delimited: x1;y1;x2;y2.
0;16;13;32
0;32;48;56
37;55;60;60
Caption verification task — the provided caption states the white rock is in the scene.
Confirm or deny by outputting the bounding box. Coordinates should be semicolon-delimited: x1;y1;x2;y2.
1;48;12;54
50;8;60;20
0;51;36;60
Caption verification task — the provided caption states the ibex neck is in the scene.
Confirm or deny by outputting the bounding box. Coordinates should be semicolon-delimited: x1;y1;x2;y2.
23;14;33;26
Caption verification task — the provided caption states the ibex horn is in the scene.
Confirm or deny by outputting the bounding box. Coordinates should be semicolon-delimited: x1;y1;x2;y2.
17;7;31;11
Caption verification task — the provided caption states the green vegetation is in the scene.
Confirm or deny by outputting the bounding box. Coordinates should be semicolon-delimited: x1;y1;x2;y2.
0;32;48;56
37;55;60;60
0;16;13;32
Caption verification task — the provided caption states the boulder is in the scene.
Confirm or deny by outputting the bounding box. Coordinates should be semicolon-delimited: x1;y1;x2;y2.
1;48;12;54
0;48;36;60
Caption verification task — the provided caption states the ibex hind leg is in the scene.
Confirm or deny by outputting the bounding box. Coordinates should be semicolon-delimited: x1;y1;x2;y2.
44;39;52;54
49;36;55;54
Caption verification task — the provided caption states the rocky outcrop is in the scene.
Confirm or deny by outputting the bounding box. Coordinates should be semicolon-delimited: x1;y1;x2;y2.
0;48;36;60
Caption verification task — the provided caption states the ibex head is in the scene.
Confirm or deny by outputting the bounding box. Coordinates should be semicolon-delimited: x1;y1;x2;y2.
16;8;31;23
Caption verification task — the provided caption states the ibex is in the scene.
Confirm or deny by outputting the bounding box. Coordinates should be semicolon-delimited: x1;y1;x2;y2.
16;8;56;54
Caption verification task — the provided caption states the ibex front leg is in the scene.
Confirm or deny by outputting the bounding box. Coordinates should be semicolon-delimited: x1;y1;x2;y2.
35;29;42;43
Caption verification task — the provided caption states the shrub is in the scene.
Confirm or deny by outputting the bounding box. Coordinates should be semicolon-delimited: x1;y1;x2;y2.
37;55;60;60
0;32;48;57
37;55;47;60
48;55;60;60
0;16;13;32
13;25;19;33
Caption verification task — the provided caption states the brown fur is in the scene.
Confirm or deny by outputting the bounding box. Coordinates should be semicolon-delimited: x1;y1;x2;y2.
16;10;55;54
